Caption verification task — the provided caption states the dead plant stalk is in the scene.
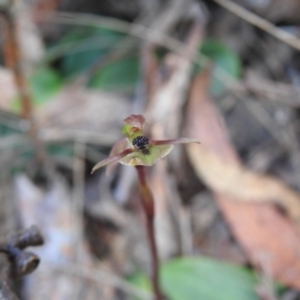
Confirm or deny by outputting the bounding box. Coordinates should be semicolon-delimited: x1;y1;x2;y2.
0;5;45;163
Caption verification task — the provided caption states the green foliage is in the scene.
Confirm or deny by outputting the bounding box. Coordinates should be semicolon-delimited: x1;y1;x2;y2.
11;67;62;112
130;257;260;300
51;27;139;90
47;143;74;158
199;40;241;95
161;257;259;300
58;27;126;77
0;123;24;136
128;272;152;300
89;56;139;90
29;68;62;105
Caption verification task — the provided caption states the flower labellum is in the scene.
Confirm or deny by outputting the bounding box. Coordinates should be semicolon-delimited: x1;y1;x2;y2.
132;136;150;150
91;114;199;174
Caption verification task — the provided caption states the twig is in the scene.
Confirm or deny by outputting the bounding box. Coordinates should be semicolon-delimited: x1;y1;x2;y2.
1;9;32;119
212;0;300;52
39;11;241;92
0;226;43;298
143;0;193;45
0;3;46;164
242;96;300;189
242;97;287;147
243;71;300;107
43;35;132;63
37;10;300;108
39;12;198;62
72;141;86;255
143;20;202;257
282;123;300;192
167;176;193;256
84;0;188;84
41;128;119;146
71;140;86;299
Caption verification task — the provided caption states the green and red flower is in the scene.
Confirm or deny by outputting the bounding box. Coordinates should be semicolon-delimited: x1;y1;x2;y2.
91;114;199;174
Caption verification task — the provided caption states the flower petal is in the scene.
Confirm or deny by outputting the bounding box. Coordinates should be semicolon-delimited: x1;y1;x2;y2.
91;148;135;174
119;144;174;167
106;138;132;176
150;137;200;146
123;115;146;140
123;114;146;129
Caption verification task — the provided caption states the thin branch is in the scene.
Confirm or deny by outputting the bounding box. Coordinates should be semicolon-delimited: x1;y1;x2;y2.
40;10;300;102
1;10;33;119
38;11;242;93
0;5;46;164
212;0;300;52
71;141;86;299
39;11;199;63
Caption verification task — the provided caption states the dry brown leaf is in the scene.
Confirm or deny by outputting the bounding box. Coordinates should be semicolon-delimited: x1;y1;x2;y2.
186;70;300;289
144;21;204;259
217;197;300;286
188;145;300;222
146;21;203;137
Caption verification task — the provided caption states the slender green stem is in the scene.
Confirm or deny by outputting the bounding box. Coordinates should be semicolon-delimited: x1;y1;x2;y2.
135;166;163;300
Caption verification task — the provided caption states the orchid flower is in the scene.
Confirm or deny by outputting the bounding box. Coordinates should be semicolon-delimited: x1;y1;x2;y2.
91;114;199;174
91;114;199;300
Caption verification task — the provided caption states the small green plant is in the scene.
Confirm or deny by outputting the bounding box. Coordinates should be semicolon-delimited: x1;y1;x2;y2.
91;114;199;300
131;256;261;300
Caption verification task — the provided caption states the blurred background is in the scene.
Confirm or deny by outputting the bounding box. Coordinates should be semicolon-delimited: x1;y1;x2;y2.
1;0;300;299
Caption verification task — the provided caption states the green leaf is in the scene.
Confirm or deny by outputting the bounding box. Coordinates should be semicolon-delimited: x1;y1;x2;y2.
47;143;74;157
11;67;62;112
29;68;62;105
130;257;260;300
0;123;24;136
161;257;259;300
89;56;139;91
57;27;126;77
128;273;152;300
47;28;124;63
200;40;241;95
